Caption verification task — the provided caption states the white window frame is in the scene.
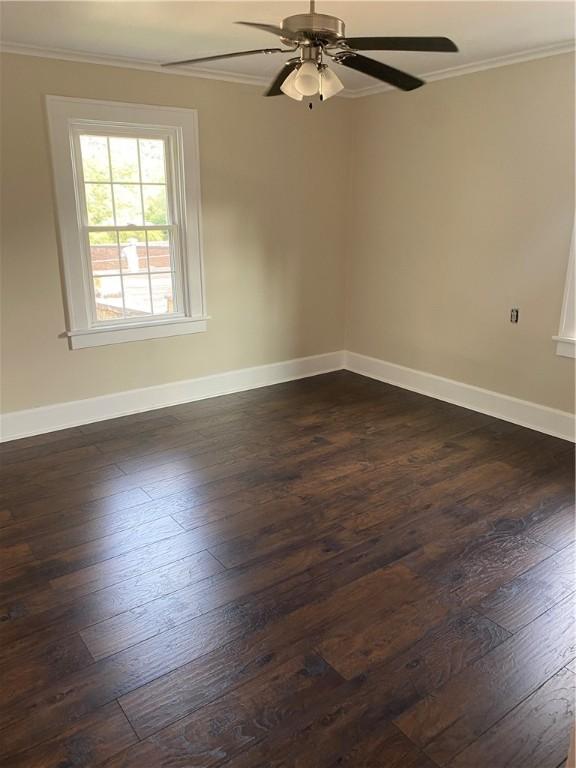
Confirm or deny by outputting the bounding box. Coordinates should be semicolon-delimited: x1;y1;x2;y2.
46;96;207;349
553;225;575;359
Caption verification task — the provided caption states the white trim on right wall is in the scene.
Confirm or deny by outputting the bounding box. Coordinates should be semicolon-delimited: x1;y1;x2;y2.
345;351;575;442
554;225;576;359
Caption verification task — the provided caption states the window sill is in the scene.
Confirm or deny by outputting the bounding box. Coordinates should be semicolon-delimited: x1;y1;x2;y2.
553;336;576;359
67;317;208;349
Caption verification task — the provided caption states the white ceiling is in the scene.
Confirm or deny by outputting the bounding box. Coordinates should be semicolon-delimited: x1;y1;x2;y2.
1;1;574;94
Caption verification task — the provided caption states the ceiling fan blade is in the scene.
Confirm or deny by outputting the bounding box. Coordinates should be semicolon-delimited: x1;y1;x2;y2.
337;54;424;91
163;48;285;66
264;60;300;96
343;36;459;53
236;21;298;40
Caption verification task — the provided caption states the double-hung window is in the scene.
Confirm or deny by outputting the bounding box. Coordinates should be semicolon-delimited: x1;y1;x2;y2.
47;97;206;348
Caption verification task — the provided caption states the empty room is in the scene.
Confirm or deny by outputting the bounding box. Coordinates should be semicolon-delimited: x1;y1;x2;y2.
0;1;575;766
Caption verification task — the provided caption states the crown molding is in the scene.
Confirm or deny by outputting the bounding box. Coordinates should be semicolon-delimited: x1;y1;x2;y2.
343;41;576;98
1;39;574;98
0;42;272;88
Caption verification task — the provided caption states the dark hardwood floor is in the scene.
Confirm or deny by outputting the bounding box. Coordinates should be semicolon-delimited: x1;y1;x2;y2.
0;371;574;767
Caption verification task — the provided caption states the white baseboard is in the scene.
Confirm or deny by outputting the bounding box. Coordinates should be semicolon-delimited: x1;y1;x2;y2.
0;351;345;442
345;351;575;443
2;349;574;443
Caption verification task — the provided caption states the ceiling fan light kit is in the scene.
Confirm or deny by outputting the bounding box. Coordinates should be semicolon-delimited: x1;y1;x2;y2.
295;59;321;96
320;67;345;99
163;0;458;101
280;69;304;100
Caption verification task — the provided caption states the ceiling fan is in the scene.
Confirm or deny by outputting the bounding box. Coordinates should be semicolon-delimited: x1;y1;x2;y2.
163;1;458;101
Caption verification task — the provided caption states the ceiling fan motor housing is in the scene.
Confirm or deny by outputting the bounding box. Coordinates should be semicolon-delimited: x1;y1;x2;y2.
280;13;346;45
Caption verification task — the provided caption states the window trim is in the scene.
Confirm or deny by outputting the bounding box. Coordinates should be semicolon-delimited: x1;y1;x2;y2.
553;225;575;359
46;96;207;348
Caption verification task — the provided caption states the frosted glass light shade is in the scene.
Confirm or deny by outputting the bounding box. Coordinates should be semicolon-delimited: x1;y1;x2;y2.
320;67;344;100
295;61;320;96
280;68;304;101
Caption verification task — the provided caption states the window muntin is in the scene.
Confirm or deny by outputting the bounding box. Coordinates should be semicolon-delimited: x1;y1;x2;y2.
74;131;181;324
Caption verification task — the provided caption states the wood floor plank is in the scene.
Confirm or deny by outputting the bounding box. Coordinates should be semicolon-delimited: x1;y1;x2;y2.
326;722;438;768
483;480;574;540
54;526;227;597
0;413;181;469
0;455;122;497
0;444;236;509
0;444;107;485
0;492;186;555
318;588;447;674
528;501;575;550
0;464;128;507
401;528;555;608
0;549;225;649
9;485;151;522
386;609;511;699
1;631;93;706
114;444;227;476
1;454;207;510
118;631;319;741
105;654;343;767
394;595;576;765
0;509;13;527
78;410;181;437
1;701;137;768
0;542;35;569
0;515;184;605
93;420;210;459
212;679;393;768
475;544;575;632
0;431;97;466
450;667;575;768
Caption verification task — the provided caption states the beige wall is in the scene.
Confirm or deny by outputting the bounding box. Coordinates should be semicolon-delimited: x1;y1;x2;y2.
345;53;575;413
1;51;574;416
0;53;351;412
